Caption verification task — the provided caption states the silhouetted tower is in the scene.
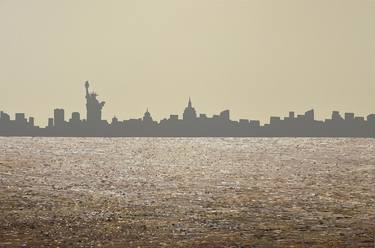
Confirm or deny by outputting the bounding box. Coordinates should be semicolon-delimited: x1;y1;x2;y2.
48;118;54;128
183;97;197;121
304;109;314;121
15;113;27;126
85;81;105;125
54;109;65;128
70;112;81;126
220;110;230;121
71;112;80;122
332;111;343;121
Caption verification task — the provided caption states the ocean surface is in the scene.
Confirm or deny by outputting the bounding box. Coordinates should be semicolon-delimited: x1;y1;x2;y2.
0;137;374;247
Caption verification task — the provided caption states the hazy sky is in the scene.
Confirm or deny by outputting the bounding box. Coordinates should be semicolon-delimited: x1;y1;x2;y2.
0;0;374;125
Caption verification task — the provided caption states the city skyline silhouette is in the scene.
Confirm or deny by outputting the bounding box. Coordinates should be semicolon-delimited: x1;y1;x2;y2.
1;2;374;247
1;1;374;125
0;81;374;137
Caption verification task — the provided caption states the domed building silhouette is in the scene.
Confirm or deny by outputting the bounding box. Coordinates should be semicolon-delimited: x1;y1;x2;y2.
143;108;154;124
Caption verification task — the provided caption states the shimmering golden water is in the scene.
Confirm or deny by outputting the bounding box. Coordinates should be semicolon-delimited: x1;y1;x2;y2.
0;138;374;247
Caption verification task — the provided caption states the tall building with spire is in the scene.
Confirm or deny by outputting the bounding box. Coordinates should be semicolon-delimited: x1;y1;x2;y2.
183;97;197;121
85;81;105;125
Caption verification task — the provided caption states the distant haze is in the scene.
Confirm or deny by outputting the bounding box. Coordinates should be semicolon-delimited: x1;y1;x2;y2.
0;0;374;126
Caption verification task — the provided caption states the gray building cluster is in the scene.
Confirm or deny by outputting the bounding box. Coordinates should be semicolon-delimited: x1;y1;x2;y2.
0;81;374;137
